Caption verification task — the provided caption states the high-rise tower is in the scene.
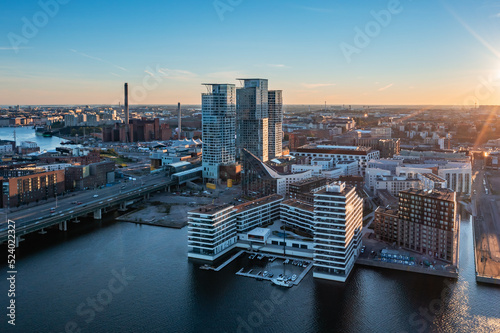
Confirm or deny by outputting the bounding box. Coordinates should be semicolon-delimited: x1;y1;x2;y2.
268;90;283;159
236;79;269;162
201;84;236;182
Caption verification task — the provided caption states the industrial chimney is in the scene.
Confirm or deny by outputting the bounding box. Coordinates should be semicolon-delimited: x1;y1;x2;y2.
177;102;181;140
124;83;129;142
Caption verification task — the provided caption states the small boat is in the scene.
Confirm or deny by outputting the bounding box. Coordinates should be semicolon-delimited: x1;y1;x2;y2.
199;264;213;270
257;255;264;260
291;274;297;282
271;277;292;288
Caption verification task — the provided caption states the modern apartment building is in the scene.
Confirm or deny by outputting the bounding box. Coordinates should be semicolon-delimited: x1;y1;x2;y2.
0;169;65;208
237;79;269;162
268;90;283;159
234;194;283;233
374;188;459;264
290;145;380;176
313;182;363;282
201;84;236;182
281;199;315;235
187;204;238;261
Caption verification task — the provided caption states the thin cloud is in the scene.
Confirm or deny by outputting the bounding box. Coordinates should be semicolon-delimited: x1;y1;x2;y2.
70;49;128;72
267;64;288;68
110;72;121;77
302;83;336;89
158;68;197;80
378;83;394;91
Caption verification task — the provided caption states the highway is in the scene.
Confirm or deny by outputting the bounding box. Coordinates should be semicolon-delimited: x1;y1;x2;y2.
0;173;170;228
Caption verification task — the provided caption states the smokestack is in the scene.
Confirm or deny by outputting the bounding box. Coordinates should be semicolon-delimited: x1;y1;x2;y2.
177;102;181;140
124;83;129;142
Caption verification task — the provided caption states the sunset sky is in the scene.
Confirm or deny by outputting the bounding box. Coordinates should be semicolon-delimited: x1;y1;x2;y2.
1;0;500;106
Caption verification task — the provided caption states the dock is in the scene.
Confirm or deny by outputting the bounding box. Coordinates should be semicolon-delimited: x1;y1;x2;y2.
236;268;273;281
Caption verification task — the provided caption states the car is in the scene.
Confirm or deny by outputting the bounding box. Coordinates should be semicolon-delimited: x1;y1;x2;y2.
93;195;99;198
50;207;56;212
71;201;77;204
77;202;83;205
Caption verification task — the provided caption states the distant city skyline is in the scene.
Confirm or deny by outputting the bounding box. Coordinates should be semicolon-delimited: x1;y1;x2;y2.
1;0;500;105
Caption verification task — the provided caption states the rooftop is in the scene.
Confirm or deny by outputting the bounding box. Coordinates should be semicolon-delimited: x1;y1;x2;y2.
337;160;357;165
189;203;233;215
289;177;327;187
420;173;447;182
248;227;271;237
234;194;283;213
295;144;374;155
281;199;315;212
315;182;354;195
375;206;399;216
400;188;456;202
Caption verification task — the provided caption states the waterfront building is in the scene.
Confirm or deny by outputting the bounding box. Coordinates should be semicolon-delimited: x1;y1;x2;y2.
313;182;363;282
187;204;237;261
374;188;459;264
234;194;283;233
281;199;315;235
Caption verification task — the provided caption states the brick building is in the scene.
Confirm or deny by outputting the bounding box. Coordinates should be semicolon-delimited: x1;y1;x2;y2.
0;169;65;208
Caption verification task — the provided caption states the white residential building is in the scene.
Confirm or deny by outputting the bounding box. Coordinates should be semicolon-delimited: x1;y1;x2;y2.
291;164;323;176
234;194;283;233
374;176;421;196
187;204;237;261
438;162;472;194
281;199;315;235
313;182;363;282
336;160;358;176
365;168;391;192
290;145;380;176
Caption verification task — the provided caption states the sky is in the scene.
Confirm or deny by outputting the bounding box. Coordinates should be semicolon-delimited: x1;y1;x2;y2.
1;0;500;106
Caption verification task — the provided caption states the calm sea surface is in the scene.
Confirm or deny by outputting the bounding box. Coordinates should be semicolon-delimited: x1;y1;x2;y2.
0;213;499;333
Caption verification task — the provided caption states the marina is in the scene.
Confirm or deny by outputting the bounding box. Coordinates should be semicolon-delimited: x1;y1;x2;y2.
200;249;314;287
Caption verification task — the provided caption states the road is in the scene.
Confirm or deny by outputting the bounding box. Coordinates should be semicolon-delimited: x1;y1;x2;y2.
472;159;500;280
0;173;170;228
